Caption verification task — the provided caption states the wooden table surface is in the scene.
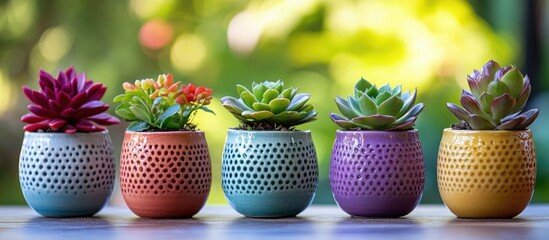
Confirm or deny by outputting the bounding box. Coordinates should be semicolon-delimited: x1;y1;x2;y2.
1;205;548;240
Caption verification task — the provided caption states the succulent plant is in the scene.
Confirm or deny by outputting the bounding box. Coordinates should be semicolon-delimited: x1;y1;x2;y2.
21;67;120;133
220;80;316;130
447;60;539;130
114;73;214;131
330;78;424;130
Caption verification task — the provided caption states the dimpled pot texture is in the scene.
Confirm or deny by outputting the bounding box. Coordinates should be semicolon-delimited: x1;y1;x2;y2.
438;129;536;219
222;130;318;218
330;130;425;217
120;131;211;218
19;131;116;217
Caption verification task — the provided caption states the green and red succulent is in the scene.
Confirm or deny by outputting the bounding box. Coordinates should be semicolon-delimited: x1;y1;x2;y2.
330;78;424;131
114;73;214;131
220;80;316;130
447;60;539;130
21;67;120;133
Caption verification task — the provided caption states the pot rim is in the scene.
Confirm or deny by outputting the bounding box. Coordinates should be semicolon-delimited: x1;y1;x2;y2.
335;129;418;134
442;128;531;134
124;130;204;134
24;130;110;136
227;129;310;134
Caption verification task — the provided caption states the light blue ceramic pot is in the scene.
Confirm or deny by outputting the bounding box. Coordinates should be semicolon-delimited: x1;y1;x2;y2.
222;129;318;218
19;131;115;217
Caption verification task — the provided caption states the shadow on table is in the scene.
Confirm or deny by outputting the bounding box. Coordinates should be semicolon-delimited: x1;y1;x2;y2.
23;216;114;239
439;218;537;239
330;216;423;237
224;216;317;236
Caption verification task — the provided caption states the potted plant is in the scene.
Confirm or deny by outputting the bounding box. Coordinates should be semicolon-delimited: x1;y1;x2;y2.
439;60;539;218
329;78;425;217
19;67;120;217
114;73;214;218
220;80;318;218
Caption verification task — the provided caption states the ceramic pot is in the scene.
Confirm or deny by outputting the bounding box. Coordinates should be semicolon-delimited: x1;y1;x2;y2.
120;131;211;218
330;130;425;217
437;129;536;218
19;131;115;217
222;130;318;218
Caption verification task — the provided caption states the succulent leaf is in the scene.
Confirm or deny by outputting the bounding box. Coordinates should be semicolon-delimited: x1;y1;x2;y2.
21;67;120;133
331;78;423;130
447;60;538;130
221;80;317;129
377;95;404;116
269;98;291;114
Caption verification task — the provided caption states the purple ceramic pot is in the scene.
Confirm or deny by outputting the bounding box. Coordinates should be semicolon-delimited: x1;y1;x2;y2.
330;130;425;217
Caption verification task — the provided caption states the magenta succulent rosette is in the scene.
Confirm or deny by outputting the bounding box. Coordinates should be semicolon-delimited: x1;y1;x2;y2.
21;67;119;133
19;67;119;217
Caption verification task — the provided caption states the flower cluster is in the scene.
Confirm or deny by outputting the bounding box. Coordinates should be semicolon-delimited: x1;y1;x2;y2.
114;74;214;131
21;67;120;133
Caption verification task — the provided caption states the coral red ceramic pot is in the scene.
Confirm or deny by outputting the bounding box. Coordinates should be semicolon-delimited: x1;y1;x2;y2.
120;131;211;218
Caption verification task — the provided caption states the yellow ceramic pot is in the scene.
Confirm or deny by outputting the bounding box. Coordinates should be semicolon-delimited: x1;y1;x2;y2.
437;128;536;218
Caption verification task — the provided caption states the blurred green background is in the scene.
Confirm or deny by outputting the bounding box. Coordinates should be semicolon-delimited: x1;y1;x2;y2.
0;0;548;205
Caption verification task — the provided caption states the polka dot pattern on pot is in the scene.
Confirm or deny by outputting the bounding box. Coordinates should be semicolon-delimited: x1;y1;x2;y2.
120;141;211;196
222;140;318;195
330;138;424;198
19;139;115;196
438;136;536;194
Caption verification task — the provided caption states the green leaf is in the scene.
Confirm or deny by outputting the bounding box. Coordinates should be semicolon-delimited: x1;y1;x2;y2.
201;106;216;115
397;89;416;118
392;85;402;96
354;78;372;92
394;103;424;125
287;93;310;111
157;104;181;125
220;96;253;114
241;91;258;107
127;121;150;132
130;105;153;124
378;84;392;93
358;94;377;116
479;92;495;113
348;96;363;116
490;93;516;120
335;97;358;119
351;115;396;129
375;91;392;106
500;67;523;98
237;84;251;96
378;95;404;116
242;110;274;120
269;98;291;114
252;83;268;101
252;102;271;111
487;80;510;97
115;108;137;121
366;85;379;98
280;88;292;99
262;89;279;104
113;94;126;102
468;114;496;130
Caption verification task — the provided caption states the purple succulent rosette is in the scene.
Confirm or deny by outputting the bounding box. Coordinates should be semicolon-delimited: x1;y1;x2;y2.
21;67;120;133
447;60;539;130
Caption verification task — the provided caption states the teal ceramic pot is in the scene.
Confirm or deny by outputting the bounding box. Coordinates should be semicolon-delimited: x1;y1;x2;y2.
19;131;115;217
222;129;318;218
